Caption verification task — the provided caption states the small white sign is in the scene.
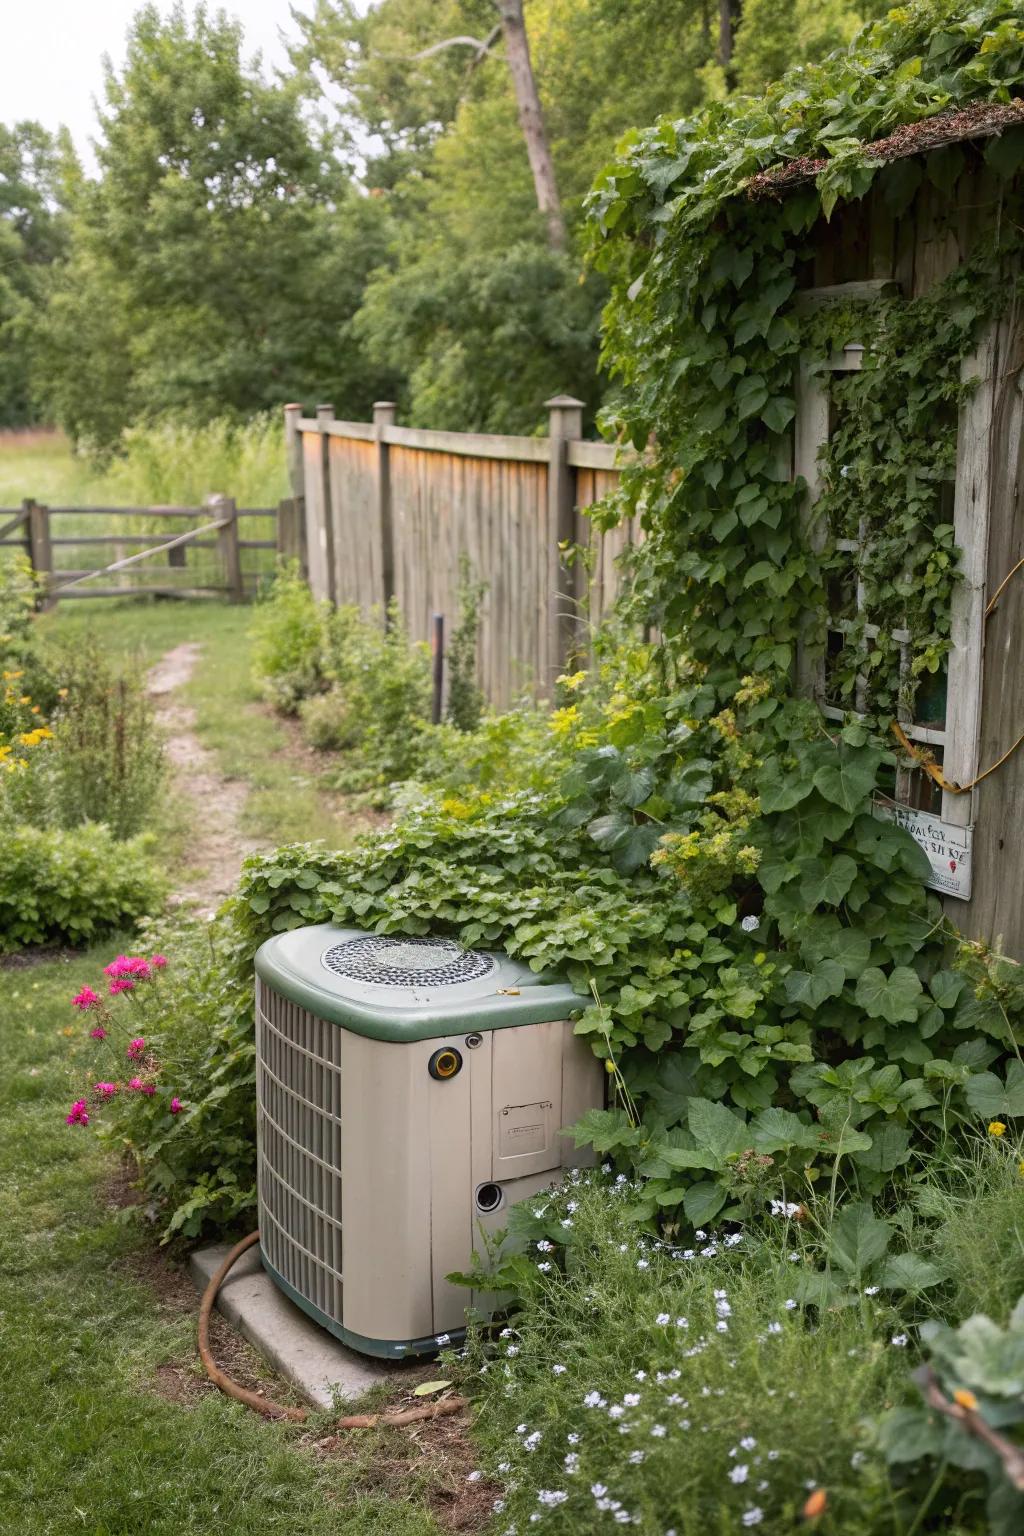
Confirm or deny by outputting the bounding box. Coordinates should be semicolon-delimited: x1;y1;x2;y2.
872;800;973;900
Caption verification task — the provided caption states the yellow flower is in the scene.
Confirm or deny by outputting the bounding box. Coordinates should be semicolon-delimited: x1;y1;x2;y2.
953;1388;978;1412
556;670;587;693
549;705;581;737
754;952;766;967
439;796;473;820
989;1121;1007;1137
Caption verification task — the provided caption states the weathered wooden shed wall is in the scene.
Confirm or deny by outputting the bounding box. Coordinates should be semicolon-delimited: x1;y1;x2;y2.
791;153;1024;954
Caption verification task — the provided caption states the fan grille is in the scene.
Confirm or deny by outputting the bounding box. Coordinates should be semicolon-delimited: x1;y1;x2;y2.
322;934;495;988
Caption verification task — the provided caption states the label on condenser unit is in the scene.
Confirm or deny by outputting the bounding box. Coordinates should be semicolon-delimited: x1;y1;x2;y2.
872;799;973;901
498;1102;551;1158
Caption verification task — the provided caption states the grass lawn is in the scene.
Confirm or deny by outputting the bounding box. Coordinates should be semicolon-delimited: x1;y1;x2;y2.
40;598;371;849
0;945;461;1535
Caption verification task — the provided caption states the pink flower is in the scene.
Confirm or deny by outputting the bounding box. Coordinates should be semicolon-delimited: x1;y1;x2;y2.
65;1099;89;1126
89;1025;108;1041
109;978;135;996
127;1077;155;1096
104;955;151;980
170;1097;183;1115
128;1076;144;1091
150;955;168;969
94;1082;118;1098
72;987;101;1010
127;1038;145;1059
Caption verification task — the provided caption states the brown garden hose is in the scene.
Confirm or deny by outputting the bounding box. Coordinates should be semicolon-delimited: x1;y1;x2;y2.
198;1230;468;1428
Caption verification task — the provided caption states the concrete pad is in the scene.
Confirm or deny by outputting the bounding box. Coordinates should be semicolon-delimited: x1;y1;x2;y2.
190;1242;395;1409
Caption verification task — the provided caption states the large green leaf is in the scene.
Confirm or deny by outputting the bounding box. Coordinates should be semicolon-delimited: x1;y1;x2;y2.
682;1180;728;1227
964;1060;1024;1120
568;1108;643;1153
812;745;884;814
855;965;923;1024
687;1098;749;1161
853;1122;911;1174
784;959;845;1009
758;756;812;814
876;1407;944;1464
828;1201;892;1277
877;1253;944;1292
798;855;858;908
749;1106;819;1152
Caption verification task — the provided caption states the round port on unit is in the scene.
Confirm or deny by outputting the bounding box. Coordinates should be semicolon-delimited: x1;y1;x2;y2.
428;1046;463;1081
464;1032;483;1049
475;1182;504;1213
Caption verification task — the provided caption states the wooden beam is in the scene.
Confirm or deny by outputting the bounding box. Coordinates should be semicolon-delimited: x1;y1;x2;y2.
382;423;551;464
566;441;626;471
943;326;1000;828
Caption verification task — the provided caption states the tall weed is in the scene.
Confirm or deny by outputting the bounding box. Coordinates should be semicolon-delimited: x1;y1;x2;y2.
45;635;165;839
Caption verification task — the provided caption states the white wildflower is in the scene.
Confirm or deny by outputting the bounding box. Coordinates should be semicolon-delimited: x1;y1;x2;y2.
742;1508;764;1527
741;915;760;932
729;1464;749;1484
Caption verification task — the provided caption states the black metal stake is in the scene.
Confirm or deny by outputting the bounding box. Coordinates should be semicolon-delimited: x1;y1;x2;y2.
431;613;445;724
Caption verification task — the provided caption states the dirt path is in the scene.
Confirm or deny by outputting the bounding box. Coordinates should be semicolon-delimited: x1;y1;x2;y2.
148;642;261;916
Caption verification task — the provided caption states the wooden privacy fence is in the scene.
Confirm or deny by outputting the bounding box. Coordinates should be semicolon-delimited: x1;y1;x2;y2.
0;495;305;606
284;395;635;709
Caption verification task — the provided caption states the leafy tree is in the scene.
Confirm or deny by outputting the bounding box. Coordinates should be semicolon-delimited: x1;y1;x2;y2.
732;0;889;93
31;3;396;448
0;123;70;426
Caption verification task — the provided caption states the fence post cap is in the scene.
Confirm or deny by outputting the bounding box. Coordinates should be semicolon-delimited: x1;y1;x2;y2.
544;393;586;409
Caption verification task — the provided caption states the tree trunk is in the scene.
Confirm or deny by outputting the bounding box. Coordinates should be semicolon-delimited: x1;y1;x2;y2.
493;0;566;252
718;0;735;70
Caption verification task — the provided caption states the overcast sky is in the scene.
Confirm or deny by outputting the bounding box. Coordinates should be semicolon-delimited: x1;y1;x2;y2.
0;0;352;171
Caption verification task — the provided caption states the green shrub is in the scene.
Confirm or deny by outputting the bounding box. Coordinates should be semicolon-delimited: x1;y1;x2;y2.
298;687;362;752
104;415;288;508
0;554;60;728
0;823;164;950
444;556;486;733
250;562;327;712
42;635;165;839
320;599;432;784
63;915;259;1238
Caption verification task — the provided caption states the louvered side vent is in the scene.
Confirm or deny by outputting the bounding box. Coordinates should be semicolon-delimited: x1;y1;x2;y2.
256;980;343;1323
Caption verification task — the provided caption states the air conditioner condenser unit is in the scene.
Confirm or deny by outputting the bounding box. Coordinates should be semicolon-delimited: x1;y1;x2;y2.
254;924;604;1359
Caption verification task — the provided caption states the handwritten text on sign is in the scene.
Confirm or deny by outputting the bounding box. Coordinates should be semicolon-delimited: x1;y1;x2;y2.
872;800;973;901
